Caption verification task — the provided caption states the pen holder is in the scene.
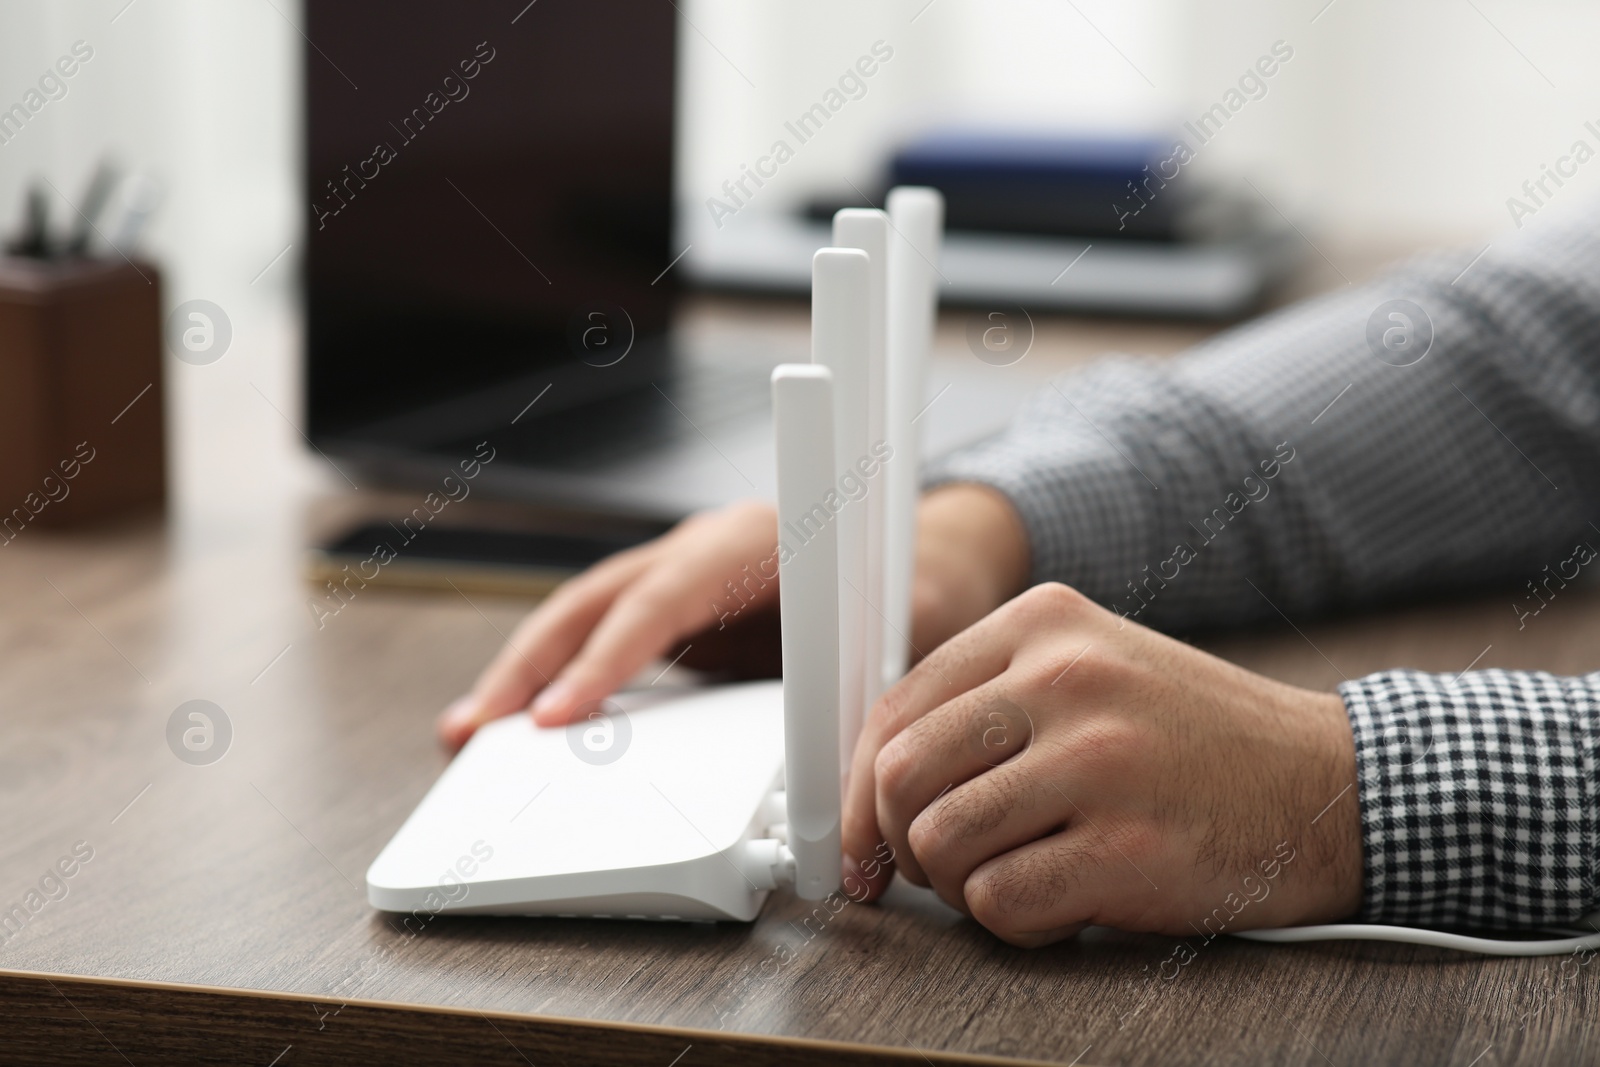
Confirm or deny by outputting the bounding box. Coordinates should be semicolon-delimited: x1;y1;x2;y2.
0;258;165;530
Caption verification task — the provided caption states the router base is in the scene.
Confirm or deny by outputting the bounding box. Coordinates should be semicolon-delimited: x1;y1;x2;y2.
367;681;788;922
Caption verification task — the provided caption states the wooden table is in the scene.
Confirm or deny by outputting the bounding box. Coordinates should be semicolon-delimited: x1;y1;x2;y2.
4;274;1598;1066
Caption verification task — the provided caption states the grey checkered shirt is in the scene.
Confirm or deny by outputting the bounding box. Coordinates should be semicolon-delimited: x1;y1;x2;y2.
928;207;1600;929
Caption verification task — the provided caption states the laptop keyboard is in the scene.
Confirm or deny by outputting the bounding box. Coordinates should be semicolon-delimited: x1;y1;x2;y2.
487;363;772;470
655;363;775;430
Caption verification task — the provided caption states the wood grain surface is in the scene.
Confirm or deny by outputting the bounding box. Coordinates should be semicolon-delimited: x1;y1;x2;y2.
1;293;1597;1066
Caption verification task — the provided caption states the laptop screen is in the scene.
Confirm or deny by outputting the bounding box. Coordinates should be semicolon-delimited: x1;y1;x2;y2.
304;0;677;446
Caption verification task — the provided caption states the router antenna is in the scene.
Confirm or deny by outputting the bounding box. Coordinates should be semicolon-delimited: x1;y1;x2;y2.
881;188;944;690
810;241;873;777
830;209;889;748
772;362;843;901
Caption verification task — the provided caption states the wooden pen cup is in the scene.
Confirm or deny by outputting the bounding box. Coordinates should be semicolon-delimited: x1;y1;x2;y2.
0;257;165;531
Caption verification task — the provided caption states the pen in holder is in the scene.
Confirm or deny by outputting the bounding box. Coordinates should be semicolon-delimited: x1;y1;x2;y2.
0;256;166;531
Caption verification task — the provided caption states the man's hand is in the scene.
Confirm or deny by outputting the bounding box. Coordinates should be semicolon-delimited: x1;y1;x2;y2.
841;582;1362;947
439;483;1030;749
437;500;783;747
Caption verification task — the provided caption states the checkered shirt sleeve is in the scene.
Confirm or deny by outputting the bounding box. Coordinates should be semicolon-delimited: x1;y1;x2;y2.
1341;669;1600;927
925;207;1600;926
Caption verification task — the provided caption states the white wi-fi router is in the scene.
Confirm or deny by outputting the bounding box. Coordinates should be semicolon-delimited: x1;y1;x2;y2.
366;189;944;922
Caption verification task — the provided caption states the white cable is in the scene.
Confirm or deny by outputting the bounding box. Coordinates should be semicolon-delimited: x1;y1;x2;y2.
1237;917;1600;957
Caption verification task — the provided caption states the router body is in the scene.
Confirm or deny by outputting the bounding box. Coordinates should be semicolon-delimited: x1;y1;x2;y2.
368;189;945;924
367;681;788;921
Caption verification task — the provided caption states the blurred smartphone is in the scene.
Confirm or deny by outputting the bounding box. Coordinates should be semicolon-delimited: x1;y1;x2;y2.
306;521;670;599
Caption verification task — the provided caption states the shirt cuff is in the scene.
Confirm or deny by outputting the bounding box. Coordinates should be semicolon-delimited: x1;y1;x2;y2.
925;446;1153;594
921;370;1163;601
1340;668;1600;928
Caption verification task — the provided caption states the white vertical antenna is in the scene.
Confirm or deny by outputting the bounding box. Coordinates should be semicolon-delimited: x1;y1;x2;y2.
881;187;945;690
830;209;889;743
772;363;842;901
810;244;872;778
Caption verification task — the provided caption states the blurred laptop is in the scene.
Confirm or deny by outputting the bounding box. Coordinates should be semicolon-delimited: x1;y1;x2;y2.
304;0;1042;522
